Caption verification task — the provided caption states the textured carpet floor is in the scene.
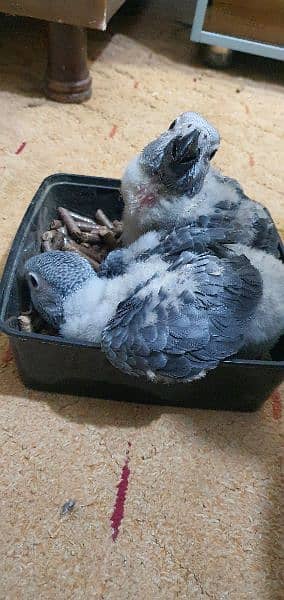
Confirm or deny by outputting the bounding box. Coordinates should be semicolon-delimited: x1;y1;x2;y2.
0;2;283;598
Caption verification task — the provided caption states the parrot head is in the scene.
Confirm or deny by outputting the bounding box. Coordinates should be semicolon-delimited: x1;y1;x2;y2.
24;251;94;328
140;111;220;196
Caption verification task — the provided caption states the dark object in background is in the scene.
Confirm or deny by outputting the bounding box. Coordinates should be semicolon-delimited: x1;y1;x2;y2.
191;0;284;66
60;499;76;517
45;24;92;104
0;173;283;411
0;0;127;102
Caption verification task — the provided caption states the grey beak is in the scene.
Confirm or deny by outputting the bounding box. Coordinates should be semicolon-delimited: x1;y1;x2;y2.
172;129;200;164
165;129;200;178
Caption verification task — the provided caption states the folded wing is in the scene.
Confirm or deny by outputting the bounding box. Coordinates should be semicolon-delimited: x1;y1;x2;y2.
101;250;263;381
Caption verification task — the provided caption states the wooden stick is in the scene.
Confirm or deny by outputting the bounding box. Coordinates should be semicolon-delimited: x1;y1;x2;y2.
95;209;113;230
64;239;100;260
63;240;100;271
98;228;117;249
42;230;65;250
68;211;97;225
50;219;63;230
112;220;123;238
79;230;101;244
75;222;99;233
58;207;82;242
77;243;103;264
58;225;68;238
18;314;33;333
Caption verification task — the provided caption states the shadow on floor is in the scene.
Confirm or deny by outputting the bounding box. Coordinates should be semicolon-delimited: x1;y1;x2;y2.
109;0;284;85
0;3;283;100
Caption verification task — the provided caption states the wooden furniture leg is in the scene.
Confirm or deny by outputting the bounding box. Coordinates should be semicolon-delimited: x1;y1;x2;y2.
45;23;92;103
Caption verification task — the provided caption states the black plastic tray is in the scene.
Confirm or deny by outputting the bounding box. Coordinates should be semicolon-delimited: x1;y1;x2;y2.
1;173;284;411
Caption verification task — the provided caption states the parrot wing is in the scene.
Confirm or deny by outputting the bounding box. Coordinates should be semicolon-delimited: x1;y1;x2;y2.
101;249;263;381
213;172;280;257
99;216;237;280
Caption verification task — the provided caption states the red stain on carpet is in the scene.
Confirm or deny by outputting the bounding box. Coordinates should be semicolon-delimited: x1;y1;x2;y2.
244;104;250;115
110;442;131;542
1;343;13;367
15;142;26;155
134;81;139;89
271;389;282;420
249;154;255;167
109;125;118;139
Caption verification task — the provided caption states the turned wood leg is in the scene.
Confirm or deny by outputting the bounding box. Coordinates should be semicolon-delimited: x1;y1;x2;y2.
45;23;92;103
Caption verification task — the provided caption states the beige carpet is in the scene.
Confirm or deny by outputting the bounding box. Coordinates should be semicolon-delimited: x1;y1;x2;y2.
0;3;283;598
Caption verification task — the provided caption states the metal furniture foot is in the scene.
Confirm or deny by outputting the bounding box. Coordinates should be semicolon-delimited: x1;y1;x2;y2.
203;45;233;68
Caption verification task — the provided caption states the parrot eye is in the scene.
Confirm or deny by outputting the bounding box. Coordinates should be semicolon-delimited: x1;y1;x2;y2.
169;119;176;130
29;273;39;289
209;149;217;160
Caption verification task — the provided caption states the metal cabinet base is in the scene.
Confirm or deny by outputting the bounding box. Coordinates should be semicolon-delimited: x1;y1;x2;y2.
191;0;284;62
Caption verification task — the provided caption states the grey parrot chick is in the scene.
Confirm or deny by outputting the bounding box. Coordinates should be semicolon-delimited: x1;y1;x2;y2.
25;233;284;382
121;111;279;256
25;251;94;328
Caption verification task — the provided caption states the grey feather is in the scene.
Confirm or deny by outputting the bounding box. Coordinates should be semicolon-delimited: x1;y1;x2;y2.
101;251;263;381
98;248;128;279
25;227;284;383
99;217;235;279
121;111;280;257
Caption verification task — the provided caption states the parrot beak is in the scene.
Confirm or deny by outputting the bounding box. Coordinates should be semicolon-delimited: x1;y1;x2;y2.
139;117;218;195
166;129;200;177
171;129;200;164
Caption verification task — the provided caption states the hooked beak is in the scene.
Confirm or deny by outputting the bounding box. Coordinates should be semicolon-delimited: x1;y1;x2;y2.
163;129;200;178
171;129;200;164
140;121;218;196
